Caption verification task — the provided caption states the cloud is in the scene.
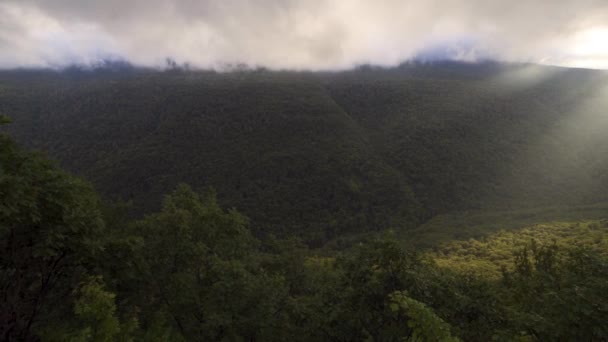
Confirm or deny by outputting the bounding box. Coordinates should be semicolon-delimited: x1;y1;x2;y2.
1;0;608;70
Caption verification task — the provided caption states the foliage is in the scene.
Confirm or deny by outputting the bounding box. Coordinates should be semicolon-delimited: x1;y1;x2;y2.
501;241;608;341
117;184;291;341
1;61;608;340
39;276;137;342
429;219;608;278
389;291;460;342
2;63;607;243
0;120;106;340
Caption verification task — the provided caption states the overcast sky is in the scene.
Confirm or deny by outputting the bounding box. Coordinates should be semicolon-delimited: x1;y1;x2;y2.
1;0;608;70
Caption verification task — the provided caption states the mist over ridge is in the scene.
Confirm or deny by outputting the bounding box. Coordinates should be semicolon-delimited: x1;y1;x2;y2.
1;0;608;70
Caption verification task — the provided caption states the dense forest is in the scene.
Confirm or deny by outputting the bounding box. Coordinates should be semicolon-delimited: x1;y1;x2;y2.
1;62;608;340
2;63;608;243
1;117;608;341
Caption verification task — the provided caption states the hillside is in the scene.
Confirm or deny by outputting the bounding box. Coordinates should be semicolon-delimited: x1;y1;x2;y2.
2;64;608;341
1;62;608;241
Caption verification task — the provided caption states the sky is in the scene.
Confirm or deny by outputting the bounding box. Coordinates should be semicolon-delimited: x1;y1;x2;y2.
1;0;608;70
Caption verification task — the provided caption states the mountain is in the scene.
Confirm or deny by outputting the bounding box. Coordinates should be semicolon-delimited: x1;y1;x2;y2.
1;62;608;242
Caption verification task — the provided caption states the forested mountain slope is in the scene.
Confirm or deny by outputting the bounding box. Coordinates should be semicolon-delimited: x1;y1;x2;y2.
1;62;607;241
2;117;608;341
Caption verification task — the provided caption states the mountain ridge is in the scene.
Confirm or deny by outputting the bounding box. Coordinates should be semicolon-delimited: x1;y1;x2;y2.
1;62;607;241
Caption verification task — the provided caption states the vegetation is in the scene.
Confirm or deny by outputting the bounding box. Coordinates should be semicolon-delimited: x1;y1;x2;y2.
430;219;608;279
2;63;608;243
1;63;608;340
2;121;607;340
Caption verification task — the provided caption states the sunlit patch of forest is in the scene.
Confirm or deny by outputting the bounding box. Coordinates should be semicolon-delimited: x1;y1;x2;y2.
428;218;608;279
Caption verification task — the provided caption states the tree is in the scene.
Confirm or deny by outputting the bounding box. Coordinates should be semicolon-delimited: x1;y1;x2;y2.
389;291;460;342
0;116;106;340
38;276;137;342
503;241;608;340
128;184;289;340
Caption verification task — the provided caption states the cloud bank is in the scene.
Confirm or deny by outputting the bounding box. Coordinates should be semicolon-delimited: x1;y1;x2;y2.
1;0;608;70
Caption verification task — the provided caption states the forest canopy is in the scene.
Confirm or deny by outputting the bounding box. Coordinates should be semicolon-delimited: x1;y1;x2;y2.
2;63;608;244
1;118;607;341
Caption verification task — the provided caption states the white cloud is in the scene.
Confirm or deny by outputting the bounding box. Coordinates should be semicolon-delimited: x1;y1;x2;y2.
1;0;607;69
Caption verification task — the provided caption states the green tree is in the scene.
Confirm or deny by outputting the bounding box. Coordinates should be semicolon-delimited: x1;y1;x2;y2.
503;241;608;340
38;276;137;342
129;184;289;340
0;116;106;340
316;238;438;341
389;291;460;342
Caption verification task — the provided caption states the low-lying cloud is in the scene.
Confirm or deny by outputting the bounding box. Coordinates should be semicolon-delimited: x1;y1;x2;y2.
1;0;608;70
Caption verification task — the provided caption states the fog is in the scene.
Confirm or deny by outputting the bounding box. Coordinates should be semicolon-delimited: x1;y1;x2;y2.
1;0;608;70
